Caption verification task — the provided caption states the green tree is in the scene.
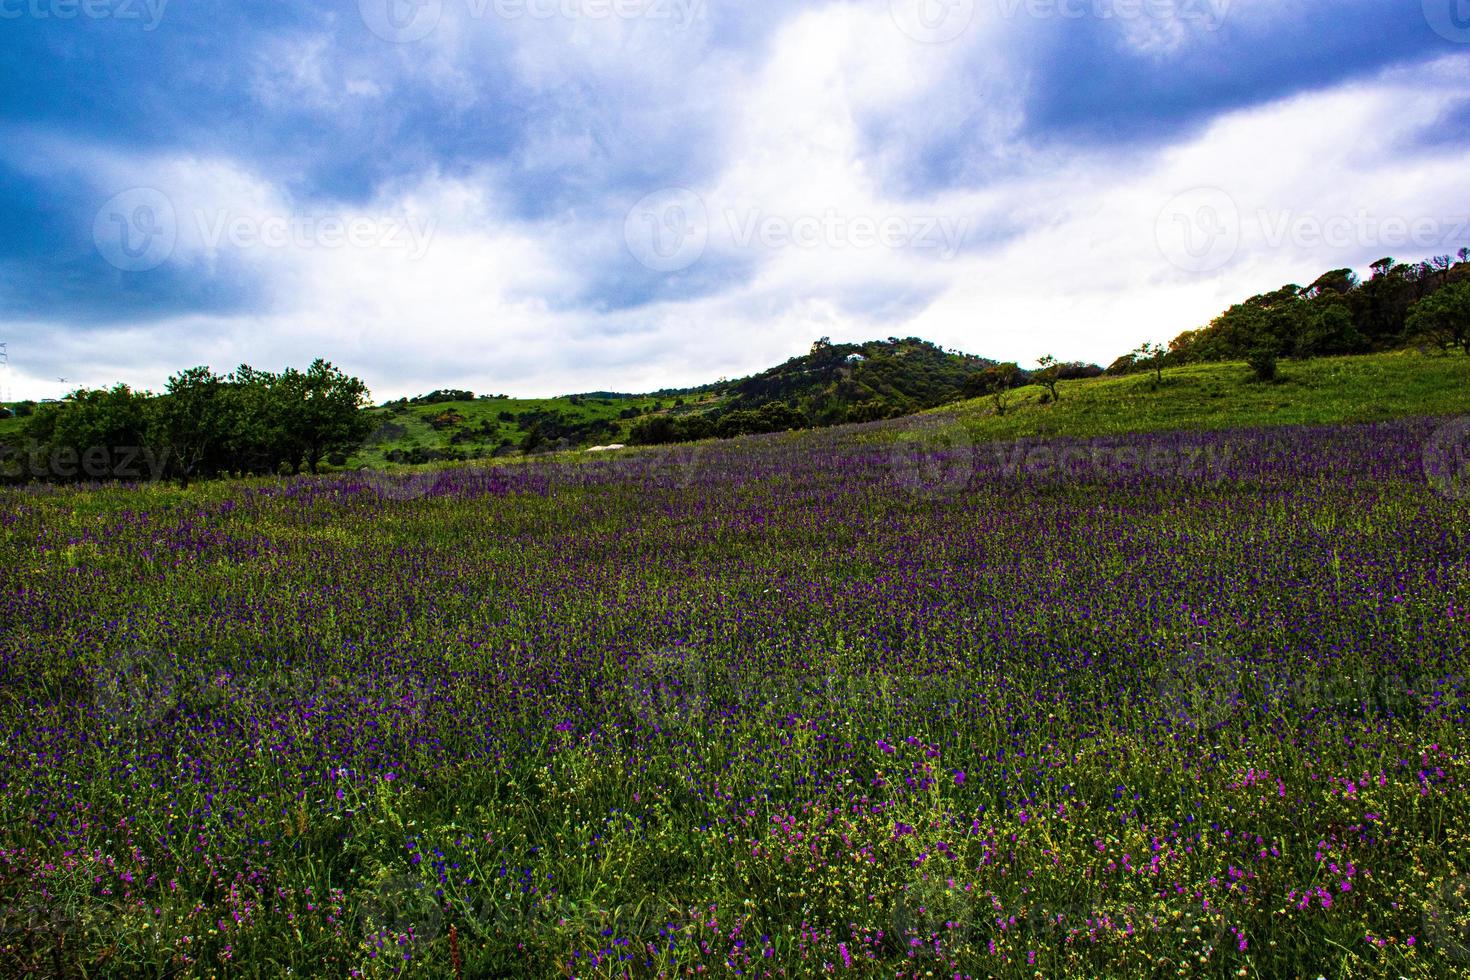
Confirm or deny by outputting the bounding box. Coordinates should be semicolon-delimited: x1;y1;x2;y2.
276;360;374;474
156;367;230;486
965;362;1019;416
1035;355;1063;403
1133;342;1167;385
1407;281;1470;355
22;384;156;481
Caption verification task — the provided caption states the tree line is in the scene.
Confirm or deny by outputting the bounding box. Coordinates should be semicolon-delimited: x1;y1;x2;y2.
1116;250;1470;375
1;360;372;486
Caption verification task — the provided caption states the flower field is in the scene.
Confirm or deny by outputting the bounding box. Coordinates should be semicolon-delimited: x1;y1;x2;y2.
2;415;1470;978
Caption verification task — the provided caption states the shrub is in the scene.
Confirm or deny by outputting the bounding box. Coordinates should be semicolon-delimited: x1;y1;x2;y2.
1247;347;1278;382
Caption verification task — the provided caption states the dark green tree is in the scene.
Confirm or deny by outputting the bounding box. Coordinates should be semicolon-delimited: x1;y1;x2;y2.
1407;281;1470;355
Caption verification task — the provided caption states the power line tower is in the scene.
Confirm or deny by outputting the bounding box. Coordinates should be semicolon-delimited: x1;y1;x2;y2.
0;342;8;404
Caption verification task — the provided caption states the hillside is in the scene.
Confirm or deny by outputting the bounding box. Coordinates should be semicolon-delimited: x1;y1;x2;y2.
355;337;1000;463
910;350;1470;445
6;350;1467;476
354;391;720;467
724;337;995;423
320;350;1470;469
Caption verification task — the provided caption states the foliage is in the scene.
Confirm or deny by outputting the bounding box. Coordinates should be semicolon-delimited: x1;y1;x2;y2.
1161;250;1469;367
1246;347;1279;383
4;360;373;485
1407;280;1470;355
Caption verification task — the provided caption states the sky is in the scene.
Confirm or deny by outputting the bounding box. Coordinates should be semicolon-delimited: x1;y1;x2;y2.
2;0;1469;401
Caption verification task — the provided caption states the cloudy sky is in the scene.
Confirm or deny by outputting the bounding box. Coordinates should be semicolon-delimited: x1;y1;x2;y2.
2;0;1468;401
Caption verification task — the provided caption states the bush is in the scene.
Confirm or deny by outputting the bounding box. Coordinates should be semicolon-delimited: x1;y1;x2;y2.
1247;348;1278;382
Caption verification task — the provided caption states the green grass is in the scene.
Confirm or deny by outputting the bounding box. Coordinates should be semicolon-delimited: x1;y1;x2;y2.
0;406;25;439
932;351;1470;442
352;394;720;466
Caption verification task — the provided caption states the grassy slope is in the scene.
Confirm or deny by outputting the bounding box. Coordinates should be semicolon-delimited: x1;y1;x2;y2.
927;350;1470;443
6;352;1465;464
352;393;721;466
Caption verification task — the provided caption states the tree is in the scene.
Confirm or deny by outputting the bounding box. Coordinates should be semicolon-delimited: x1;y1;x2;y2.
21;384;155;481
1297;303;1365;357
965;362;1020;416
1431;255;1455;288
1133;342;1167;385
1407;281;1470;355
1035;355;1063;403
156;366;229;486
277;359;374;474
1246;347;1278;382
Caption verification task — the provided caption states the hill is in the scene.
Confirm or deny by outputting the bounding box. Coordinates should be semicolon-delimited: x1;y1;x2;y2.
723;337;995;423
356;337;1004;463
922;349;1470;445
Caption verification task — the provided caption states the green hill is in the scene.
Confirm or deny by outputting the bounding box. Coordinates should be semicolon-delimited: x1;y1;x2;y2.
355;337;1004;462
724;337;996;424
912;350;1470;444
353;391;720;467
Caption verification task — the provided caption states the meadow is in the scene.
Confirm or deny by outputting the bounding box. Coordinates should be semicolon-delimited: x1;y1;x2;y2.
2;400;1470;977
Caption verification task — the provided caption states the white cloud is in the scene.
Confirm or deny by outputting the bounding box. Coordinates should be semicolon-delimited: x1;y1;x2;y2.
3;9;1468;402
